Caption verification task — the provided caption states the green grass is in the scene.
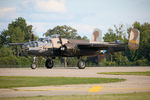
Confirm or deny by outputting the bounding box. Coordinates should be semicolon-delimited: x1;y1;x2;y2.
97;71;150;76
0;92;150;100
0;76;125;88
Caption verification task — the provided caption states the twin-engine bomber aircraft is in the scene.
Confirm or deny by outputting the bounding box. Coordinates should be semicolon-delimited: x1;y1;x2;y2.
10;28;140;69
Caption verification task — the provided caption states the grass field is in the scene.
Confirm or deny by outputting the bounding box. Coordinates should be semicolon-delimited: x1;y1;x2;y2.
0;92;150;100
0;76;125;88
97;71;150;76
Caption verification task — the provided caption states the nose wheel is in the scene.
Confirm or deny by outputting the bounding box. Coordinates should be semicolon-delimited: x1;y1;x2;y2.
31;63;36;69
31;57;37;69
45;59;54;69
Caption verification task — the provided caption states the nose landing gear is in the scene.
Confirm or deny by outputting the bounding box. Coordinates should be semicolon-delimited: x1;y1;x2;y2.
31;57;37;69
31;57;54;69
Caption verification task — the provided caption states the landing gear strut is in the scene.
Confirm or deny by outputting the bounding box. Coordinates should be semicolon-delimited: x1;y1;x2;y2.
45;58;54;69
77;59;86;69
31;57;37;69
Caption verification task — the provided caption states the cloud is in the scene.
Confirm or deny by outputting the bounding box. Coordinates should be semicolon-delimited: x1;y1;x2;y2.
28;21;106;39
29;13;73;22
22;1;31;7
67;23;106;38
0;7;16;18
27;22;54;37
36;0;67;13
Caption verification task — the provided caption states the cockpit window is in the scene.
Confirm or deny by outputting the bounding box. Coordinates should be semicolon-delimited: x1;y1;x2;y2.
29;42;34;47
38;38;44;41
29;42;38;47
35;42;38;47
38;38;52;44
57;41;61;44
49;40;52;43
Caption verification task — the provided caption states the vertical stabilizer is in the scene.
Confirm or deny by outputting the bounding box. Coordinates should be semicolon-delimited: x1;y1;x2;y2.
128;28;140;50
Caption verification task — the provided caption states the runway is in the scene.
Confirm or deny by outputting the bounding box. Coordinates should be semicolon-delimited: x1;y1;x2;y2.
0;67;150;97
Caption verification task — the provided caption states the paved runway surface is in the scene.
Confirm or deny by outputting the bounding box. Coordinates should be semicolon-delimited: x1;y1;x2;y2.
0;67;150;97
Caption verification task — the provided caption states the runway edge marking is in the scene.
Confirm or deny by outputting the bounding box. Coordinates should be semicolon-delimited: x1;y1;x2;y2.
88;86;102;92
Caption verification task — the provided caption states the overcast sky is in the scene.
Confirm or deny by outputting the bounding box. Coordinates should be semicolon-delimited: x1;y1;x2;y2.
0;0;150;39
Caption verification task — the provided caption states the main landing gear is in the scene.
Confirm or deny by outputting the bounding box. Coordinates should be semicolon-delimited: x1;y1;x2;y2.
31;57;86;69
45;58;54;69
77;57;86;69
30;57;54;69
45;58;86;69
77;59;85;69
77;59;86;69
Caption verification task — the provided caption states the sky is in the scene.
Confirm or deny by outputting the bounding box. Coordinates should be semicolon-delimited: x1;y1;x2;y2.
0;0;150;39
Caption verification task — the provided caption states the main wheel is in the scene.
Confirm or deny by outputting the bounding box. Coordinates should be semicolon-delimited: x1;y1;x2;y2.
77;60;86;69
31;63;36;69
45;59;54;69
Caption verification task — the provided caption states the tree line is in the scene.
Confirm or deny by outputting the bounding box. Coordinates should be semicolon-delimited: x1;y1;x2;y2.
100;22;150;66
0;17;38;66
0;17;149;67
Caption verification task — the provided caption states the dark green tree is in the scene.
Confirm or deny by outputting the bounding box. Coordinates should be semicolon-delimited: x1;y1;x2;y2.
102;24;129;66
0;17;39;66
102;22;150;66
125;22;150;65
0;46;13;57
0;17;37;46
104;24;127;42
43;25;88;40
0;17;38;56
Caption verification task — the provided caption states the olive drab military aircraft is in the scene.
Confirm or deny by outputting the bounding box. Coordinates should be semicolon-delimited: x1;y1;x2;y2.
9;28;140;69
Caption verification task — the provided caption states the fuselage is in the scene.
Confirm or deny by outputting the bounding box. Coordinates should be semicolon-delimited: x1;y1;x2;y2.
23;37;103;57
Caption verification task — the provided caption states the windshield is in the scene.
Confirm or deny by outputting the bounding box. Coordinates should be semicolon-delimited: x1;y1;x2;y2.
38;38;52;43
29;42;38;47
38;38;45;41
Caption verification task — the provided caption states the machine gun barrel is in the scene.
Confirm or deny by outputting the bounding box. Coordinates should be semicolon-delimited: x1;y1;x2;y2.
9;43;24;46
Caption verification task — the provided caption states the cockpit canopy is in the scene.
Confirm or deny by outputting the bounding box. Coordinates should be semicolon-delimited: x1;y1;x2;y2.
38;38;49;42
29;41;38;47
38;38;52;43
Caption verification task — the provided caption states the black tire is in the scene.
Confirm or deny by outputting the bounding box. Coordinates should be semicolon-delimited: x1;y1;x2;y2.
77;60;86;69
45;59;54;69
31;63;36;69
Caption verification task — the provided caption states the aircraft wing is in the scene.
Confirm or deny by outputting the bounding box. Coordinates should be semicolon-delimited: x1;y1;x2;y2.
77;42;127;53
76;28;140;53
